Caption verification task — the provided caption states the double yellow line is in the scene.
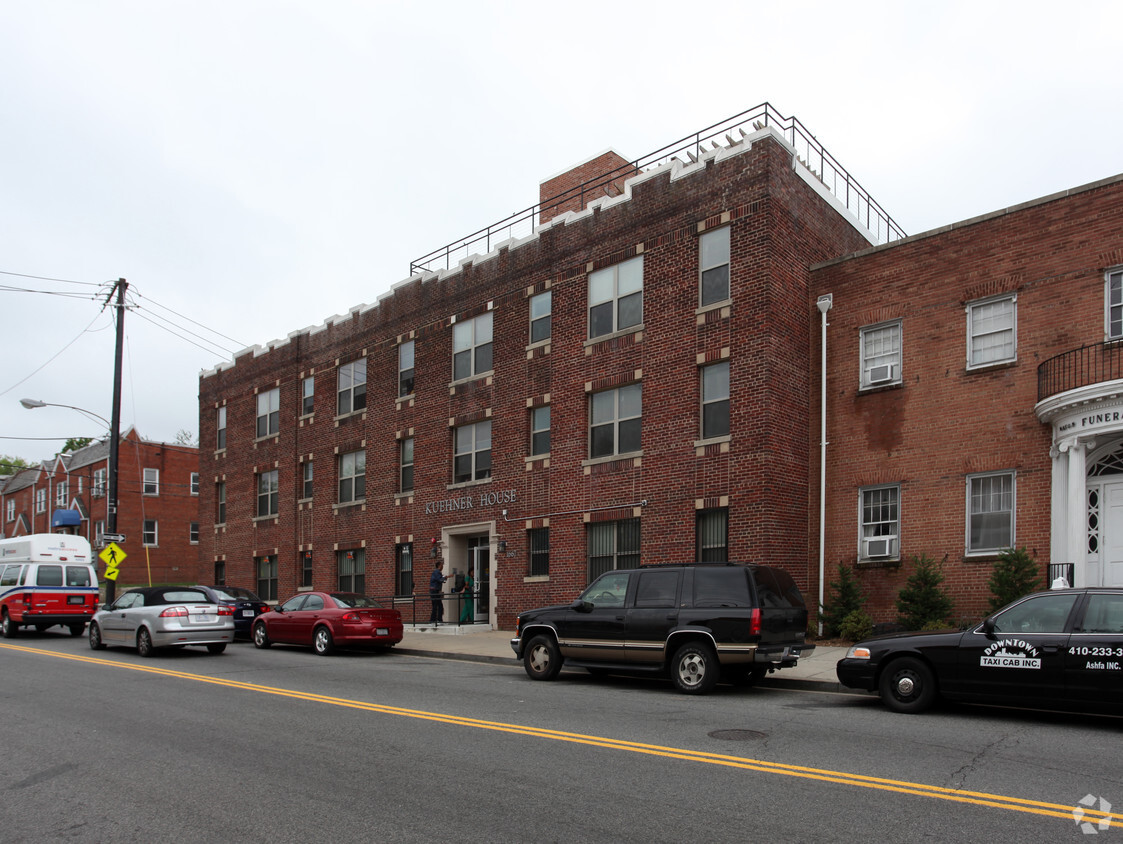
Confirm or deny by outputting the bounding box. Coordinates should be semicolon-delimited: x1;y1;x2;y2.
5;642;1118;829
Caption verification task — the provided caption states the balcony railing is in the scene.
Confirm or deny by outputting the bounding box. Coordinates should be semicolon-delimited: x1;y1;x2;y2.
410;102;906;276
1038;342;1123;403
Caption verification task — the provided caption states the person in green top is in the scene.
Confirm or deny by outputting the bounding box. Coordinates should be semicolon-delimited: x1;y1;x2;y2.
459;565;475;623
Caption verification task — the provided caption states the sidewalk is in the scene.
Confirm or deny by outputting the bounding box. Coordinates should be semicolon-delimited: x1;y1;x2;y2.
396;624;850;693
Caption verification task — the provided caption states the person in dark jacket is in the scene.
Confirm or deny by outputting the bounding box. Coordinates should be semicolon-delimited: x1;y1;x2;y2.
428;562;447;623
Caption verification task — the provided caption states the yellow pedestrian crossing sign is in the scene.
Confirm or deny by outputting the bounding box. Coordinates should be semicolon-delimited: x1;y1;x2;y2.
99;542;126;581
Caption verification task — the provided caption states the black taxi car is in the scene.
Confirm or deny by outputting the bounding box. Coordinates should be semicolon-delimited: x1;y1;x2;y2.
836;587;1123;714
510;563;812;694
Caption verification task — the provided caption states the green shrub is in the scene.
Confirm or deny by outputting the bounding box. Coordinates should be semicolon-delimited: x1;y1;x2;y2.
896;553;955;631
820;563;866;638
838;609;874;642
987;546;1042;612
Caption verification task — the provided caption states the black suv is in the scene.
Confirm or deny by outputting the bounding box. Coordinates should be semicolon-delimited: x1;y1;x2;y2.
510;563;813;694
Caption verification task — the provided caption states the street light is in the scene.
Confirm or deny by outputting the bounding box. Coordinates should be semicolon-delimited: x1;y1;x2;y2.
20;396;120;602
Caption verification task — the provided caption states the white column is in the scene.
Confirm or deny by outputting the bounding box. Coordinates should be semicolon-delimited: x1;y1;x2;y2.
1049;444;1067;568
1065;440;1088;587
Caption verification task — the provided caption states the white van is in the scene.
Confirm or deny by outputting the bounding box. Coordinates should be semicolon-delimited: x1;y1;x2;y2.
0;534;100;637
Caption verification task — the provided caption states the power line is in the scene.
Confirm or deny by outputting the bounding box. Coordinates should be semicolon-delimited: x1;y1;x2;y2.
130;288;247;350
0;270;104;286
0;311;110;399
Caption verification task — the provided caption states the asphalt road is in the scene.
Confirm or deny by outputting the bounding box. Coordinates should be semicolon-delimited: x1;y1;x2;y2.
1;630;1119;843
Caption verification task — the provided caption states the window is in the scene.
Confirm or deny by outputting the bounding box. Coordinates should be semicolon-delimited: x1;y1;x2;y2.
699;226;730;306
395;542;413;597
77;477;82;495
257;469;278;517
528;527;549;577
143;519;158;547
992;592;1077;635
337;548;365;593
701;362;729;439
337;359;367;416
93;468;107;497
400;438;414;492
399;341;415;397
454;421;491;483
142;468;159;496
190;472;199;495
696;508;728;562
95;520;105;544
189;522;199;544
530;406;550;456
453;313;493;381
5;500;13;522
55;481;68;507
216;406;227;450
967;295;1016;368
635;569;681;608
35;489;46;514
587;519;640;581
214;560;226;586
256;388;280;437
302;460;313;500
530;291;551;343
590;383;642;459
338;450;366;504
257;555;278;601
860;320;902;388
968;471;1014;554
216;481;226;524
589;255;642;339
301;551;314;588
860;485;899;560
302;376;315;416
1107;268;1123;340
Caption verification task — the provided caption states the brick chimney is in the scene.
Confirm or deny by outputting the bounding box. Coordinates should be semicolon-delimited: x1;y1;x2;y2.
539;149;637;226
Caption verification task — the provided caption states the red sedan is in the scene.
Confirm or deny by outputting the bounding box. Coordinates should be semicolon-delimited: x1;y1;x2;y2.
252;592;403;655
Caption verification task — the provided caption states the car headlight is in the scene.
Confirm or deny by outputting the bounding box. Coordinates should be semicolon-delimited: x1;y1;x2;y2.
845;645;872;660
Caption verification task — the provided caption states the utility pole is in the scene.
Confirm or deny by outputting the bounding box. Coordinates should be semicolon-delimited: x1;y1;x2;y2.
105;278;126;604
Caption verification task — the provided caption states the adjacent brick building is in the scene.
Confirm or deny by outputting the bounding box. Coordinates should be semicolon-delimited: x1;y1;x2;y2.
197;104;1123;627
0;428;202;586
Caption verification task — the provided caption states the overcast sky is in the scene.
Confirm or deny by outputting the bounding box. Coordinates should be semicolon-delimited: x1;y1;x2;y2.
2;0;1121;464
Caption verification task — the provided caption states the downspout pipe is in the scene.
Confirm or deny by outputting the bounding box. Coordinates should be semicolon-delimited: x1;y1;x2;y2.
815;294;833;636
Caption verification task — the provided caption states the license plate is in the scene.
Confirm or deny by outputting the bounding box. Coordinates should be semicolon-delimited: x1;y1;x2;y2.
376;628;389;636
242;609;254;617
194;614;216;623
67;596;85;605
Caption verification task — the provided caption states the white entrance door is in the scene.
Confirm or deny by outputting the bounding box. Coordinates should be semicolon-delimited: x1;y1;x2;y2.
1101;481;1123;587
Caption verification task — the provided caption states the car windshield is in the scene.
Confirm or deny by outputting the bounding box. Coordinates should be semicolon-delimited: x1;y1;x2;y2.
331;593;384;608
156;590;212;605
212;587;262;602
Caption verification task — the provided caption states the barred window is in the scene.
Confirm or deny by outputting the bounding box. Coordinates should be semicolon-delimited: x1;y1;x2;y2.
696;508;728;562
587;518;640;581
337;548;366;593
529;527;549;577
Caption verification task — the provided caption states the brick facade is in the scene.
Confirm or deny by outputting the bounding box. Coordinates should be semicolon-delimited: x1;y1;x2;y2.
0;429;202;586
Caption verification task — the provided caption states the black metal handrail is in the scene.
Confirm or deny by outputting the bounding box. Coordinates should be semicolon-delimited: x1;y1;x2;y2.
410;102;906;276
387;589;481;627
1038;342;1123;403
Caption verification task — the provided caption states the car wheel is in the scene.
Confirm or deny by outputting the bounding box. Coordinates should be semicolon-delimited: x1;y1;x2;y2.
671;641;720;695
252;621;271;648
2;611;18;638
879;656;937;714
69;624;85;637
523;634;562;681
136;627;155;658
206;643;227;654
89;622;106;650
313;626;335;656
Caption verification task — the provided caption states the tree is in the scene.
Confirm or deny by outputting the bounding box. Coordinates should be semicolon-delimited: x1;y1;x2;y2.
0;454;32;475
820;563;866;638
988;547;1042;612
896;554;955;631
174;429;198;447
61;437;93;454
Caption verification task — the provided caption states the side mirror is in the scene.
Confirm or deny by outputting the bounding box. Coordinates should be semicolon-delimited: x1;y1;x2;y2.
570;598;592;613
982;616;997;636
273;605;284;614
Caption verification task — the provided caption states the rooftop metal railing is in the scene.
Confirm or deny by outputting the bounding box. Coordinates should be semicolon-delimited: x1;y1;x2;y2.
1038;342;1123;403
410;102;906;276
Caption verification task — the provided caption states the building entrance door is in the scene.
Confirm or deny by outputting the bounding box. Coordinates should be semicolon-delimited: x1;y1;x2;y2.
1101;481;1123;587
467;536;490;623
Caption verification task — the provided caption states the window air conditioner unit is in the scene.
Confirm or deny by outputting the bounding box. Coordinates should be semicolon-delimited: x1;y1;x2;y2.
865;537;895;558
867;364;895;384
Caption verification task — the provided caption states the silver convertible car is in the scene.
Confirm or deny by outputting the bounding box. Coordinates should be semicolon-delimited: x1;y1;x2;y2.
89;586;234;656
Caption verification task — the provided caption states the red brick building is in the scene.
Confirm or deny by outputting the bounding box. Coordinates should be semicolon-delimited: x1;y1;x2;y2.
197;104;1123;626
0;428;202;586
